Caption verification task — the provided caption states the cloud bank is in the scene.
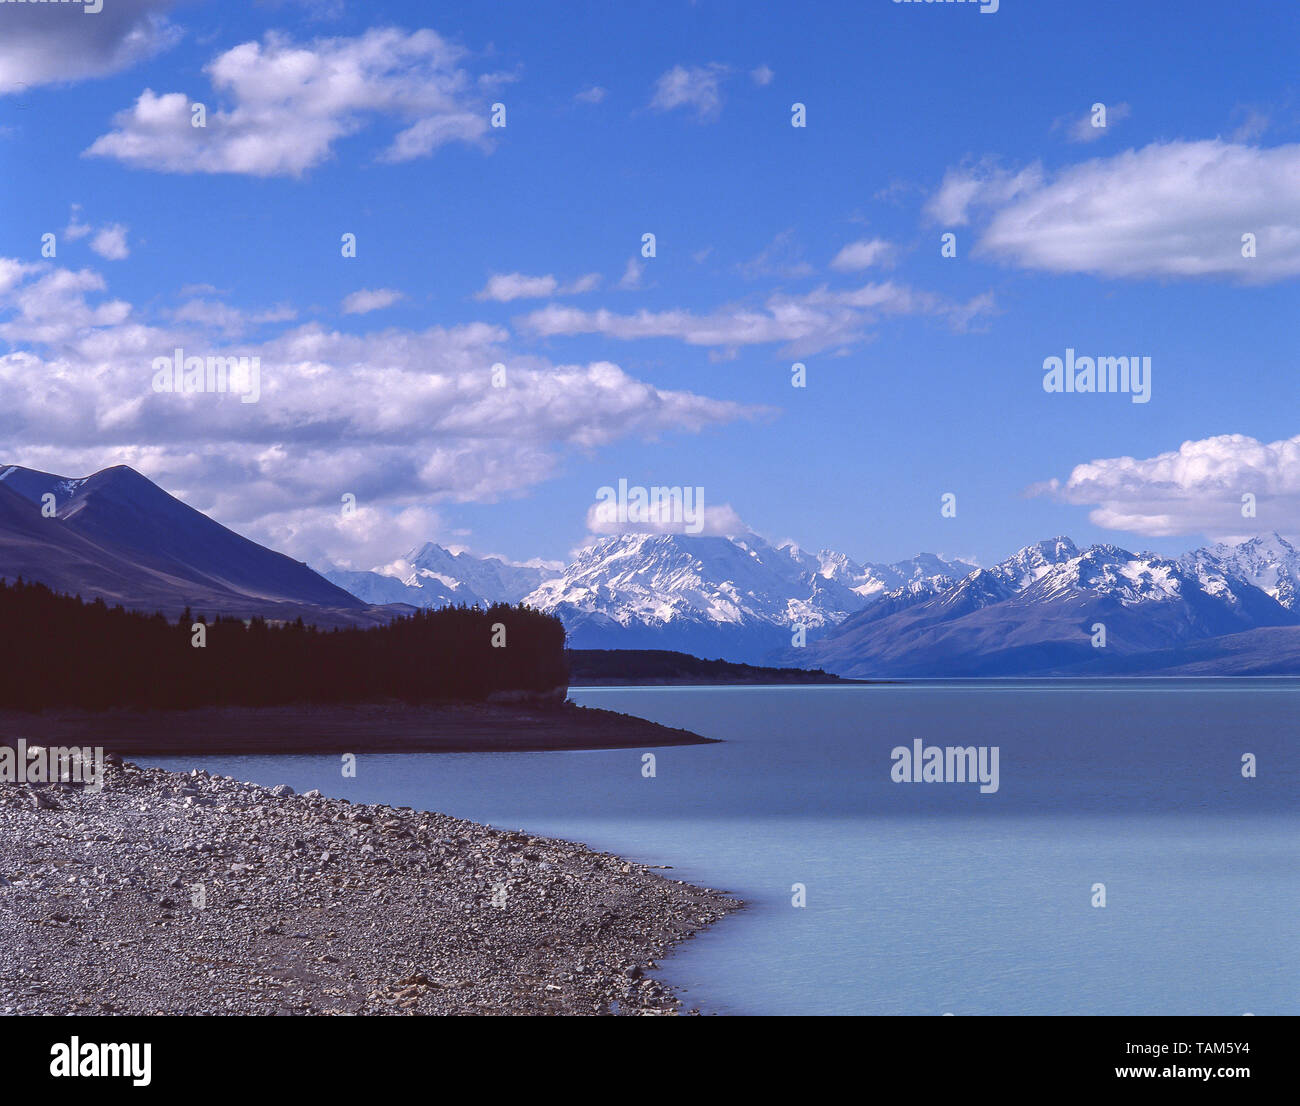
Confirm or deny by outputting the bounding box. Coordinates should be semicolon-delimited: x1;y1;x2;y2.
1031;433;1300;539
928;140;1300;282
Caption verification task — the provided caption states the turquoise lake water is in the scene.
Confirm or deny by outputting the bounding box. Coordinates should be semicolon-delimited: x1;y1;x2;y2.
146;681;1300;1015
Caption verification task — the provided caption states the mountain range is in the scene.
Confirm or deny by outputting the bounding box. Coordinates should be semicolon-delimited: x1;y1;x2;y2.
793;536;1300;677
0;464;393;626
328;530;1300;676
329;531;974;664
5;463;1300;676
324;542;551;610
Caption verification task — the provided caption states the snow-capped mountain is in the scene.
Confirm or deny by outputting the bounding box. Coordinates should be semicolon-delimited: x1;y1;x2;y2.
800;537;1298;677
322;526;1300;674
519;533;973;663
324;542;551;611
1179;532;1300;611
327;531;972;664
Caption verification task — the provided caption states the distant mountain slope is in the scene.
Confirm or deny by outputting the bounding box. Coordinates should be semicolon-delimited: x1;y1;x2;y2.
1061;624;1300;676
323;541;549;610
0;464;388;624
798;538;1298;677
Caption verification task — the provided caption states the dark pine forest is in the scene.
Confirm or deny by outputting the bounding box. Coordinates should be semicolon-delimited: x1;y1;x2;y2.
0;578;569;711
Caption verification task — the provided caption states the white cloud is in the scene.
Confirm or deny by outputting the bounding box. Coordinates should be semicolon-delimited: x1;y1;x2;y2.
263;503;443;573
90;224;130;261
1055;101;1131;143
585;493;749;537
574;85;606;104
0;0;179;95
62;206;128;259
650;64;728;122
341;288;404;315
1030;433;1300;539
477;273;557;301
617;258;643;290
830;237;893;271
64;206;93;241
520;280;995;357
927;140;1300;282
170;298;297;336
0;258;40;296
474;272;602;302
0;257;760;564
750;65;774;87
86;28;496;177
924;160;1043;226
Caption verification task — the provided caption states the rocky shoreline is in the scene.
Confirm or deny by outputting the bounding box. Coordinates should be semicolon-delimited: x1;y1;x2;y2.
0;757;740;1015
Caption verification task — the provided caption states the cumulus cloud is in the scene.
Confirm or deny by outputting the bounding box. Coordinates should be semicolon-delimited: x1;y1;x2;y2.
0;257;761;564
830;237;893;271
474;272;601;303
519;280;995;357
0;0;179;95
90;224;130;261
585;490;749;537
927;140;1300;281
750;65;774;87
341;288;404;315
924;160;1043;226
650;64;729;122
61;206;128;259
85;27;497;177
574;85;606;104
0;259;40;296
1030;433;1300;540
260;502;444;573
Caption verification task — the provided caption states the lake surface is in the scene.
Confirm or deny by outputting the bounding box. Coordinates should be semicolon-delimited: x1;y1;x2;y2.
145;681;1300;1015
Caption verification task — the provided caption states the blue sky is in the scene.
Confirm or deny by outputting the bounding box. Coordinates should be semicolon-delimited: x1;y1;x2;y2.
1;0;1297;572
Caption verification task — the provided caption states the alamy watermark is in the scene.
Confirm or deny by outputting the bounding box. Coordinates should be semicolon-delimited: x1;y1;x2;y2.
0;740;104;790
1042;348;1151;404
152;347;261;404
50;1038;151;1087
891;740;1000;794
593;479;706;535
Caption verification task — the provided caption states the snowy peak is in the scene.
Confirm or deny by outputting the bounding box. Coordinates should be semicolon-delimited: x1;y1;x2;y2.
1019;544;1188;606
404;541;548;605
323;542;550;611
1181;531;1300;610
525;532;811;628
991;536;1081;589
323;526;1300;670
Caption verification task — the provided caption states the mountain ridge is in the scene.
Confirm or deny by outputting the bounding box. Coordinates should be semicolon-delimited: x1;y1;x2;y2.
0;464;393;626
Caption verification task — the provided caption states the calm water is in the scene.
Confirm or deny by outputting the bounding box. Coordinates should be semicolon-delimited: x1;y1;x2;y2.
146;681;1300;1015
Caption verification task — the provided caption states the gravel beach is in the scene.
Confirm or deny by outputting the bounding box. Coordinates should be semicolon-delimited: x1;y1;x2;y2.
0;757;739;1016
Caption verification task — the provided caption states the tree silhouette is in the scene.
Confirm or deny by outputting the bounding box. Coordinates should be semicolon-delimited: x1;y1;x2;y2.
0;578;568;711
